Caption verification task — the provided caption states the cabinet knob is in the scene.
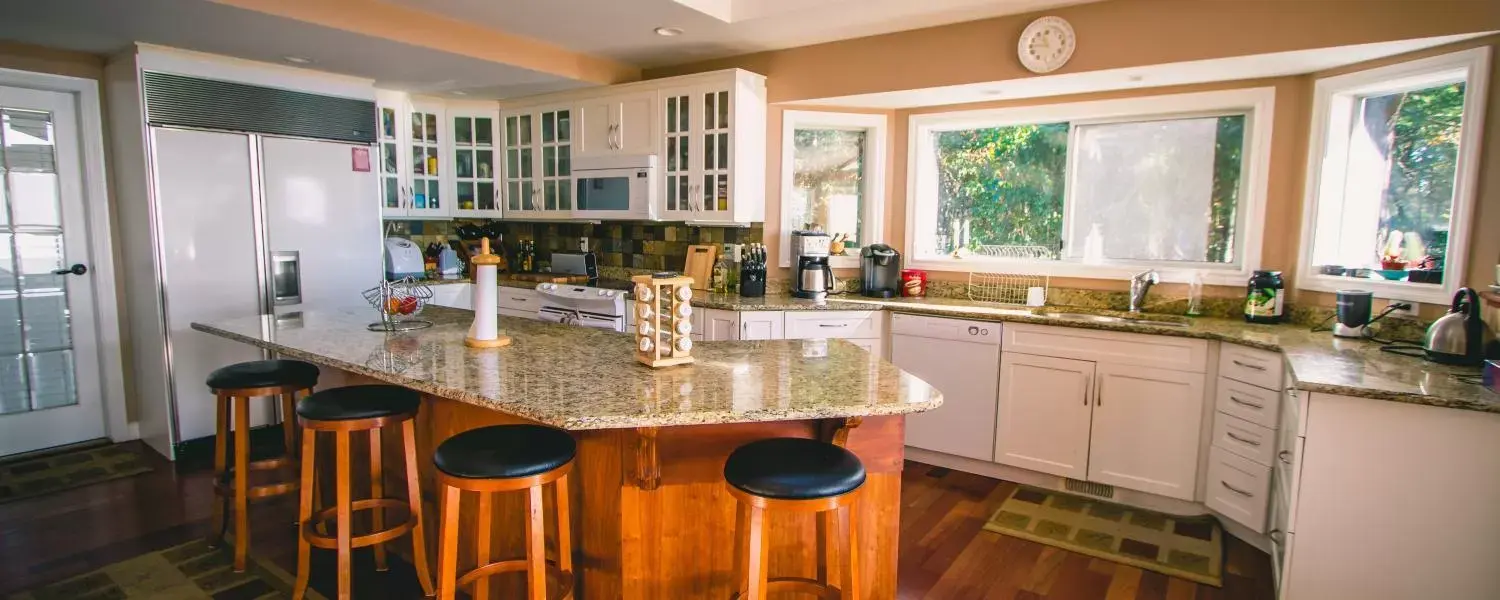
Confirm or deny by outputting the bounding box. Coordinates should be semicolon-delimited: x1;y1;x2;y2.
1278;450;1293;465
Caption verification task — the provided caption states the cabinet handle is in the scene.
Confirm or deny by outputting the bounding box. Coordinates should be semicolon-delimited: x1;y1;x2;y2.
1226;431;1262;447
1095;375;1103;406
1232;359;1267;371
1269;529;1285;544
1229;396;1265;410
1221;481;1254;497
1278;450;1293;465
818;323;849;328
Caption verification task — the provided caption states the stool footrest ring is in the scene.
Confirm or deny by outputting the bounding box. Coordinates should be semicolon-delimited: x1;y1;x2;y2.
213;479;298;500
299;498;416;550
457;558;574;599
730;577;843;600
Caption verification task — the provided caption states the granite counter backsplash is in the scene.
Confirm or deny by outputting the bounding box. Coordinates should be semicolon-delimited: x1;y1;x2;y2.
387;219;762;273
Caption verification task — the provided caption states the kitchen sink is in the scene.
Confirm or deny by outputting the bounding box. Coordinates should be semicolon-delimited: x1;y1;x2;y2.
1038;311;1191;328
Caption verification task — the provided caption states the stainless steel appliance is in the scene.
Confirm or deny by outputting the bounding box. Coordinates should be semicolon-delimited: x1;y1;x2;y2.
1422;288;1493;365
109;65;382;458
1333;290;1373;338
860;244;901;298
789;230;832;272
551;252;599;282
571;154;658;220
794;257;835;301
535;282;627;331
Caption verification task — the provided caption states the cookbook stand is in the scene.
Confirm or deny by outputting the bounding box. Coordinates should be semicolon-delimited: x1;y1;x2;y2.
633;274;695;368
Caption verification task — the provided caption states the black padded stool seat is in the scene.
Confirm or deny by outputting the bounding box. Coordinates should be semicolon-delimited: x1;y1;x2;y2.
434;424;577;479
295;385;421;422
207;359;319;391
724;437;866;500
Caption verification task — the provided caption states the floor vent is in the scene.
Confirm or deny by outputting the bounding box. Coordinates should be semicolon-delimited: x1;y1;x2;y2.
1064;478;1114;498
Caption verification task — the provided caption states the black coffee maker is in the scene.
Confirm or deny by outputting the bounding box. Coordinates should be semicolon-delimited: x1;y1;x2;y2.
861;244;902;298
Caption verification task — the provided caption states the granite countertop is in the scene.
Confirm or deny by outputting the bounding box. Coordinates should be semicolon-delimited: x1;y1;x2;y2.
191;307;943;430
693;292;1498;414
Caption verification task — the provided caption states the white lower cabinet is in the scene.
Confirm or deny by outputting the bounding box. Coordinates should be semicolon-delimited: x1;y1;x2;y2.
498;287;539;319
994;352;1094;479
427;283;472;309
891;314;1002;461
1204;445;1271;531
1086;363;1204;500
739;311;784;340
702;308;740;341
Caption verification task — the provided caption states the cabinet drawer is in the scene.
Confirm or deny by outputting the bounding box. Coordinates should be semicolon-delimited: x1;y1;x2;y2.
1205;446;1271;533
1214;377;1282;429
499;288;539;310
1003;323;1208;372
784;311;880;339
1218;344;1283;389
1212;413;1277;466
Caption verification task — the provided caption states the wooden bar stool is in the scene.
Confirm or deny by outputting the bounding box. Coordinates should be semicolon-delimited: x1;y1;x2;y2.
207;358;320;572
724;437;866;600
433;424;577;600
292;385;434;600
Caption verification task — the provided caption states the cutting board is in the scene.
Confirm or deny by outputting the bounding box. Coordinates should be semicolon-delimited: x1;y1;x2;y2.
501;273;591;284
684;245;717;291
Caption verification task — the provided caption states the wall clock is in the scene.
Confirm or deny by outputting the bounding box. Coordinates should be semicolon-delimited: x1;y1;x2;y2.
1018;16;1076;74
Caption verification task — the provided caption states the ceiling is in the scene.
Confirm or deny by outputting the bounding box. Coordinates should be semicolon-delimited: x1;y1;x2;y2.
0;0;590;98
380;0;1103;67
798;33;1496;109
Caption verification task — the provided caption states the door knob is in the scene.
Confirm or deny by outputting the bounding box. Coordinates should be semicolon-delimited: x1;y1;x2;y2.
52;263;88;276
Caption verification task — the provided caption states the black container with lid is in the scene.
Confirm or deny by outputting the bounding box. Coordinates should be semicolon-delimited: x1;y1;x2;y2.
1244;270;1285;324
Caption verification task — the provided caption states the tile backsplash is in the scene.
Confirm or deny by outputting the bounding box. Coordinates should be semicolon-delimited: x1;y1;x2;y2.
386;219;762;273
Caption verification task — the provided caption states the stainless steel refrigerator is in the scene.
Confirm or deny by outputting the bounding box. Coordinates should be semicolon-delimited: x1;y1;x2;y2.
109;62;381;459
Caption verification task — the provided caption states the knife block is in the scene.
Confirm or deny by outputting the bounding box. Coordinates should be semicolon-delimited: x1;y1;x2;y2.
633;274;695;368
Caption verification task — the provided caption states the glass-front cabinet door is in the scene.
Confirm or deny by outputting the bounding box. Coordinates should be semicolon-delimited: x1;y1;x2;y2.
375;91;409;217
660;87;697;220
450;107;501;218
538;107;572;215
503;112;536;215
406;101;446;218
700;87;732;219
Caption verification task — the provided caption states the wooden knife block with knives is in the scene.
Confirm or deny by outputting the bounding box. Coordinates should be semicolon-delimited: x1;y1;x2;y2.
684;244;717;291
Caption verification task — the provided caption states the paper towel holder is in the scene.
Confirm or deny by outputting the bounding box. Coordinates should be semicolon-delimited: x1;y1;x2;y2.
465;237;513;349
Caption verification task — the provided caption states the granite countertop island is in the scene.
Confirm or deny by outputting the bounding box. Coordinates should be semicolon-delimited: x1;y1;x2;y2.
192;306;942;430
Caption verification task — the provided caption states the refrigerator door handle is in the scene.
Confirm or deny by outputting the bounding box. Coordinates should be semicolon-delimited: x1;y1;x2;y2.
270;250;302;306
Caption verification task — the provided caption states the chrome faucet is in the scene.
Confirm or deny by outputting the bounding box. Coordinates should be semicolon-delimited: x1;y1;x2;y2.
1129;269;1160;313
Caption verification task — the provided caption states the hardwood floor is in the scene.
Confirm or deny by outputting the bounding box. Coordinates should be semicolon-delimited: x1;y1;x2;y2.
0;444;1275;599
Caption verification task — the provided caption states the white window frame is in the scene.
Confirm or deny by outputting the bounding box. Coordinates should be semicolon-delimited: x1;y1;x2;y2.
904;88;1275;285
1295;48;1490;304
780;110;888;269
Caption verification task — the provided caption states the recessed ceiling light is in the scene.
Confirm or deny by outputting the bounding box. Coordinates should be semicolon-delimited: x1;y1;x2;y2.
283;56;312;64
1127;75;1145;82
452;90;469;96
654;26;685;37
981;89;1005;96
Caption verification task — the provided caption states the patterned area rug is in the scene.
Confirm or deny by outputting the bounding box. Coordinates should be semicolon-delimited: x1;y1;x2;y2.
0;443;154;504
982;486;1223;586
7;539;325;600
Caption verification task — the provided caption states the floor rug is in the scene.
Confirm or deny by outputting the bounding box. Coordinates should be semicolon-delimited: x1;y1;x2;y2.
0;443;154;504
7;539;325;600
982;486;1223;586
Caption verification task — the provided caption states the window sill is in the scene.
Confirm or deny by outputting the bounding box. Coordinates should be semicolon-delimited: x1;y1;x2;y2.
1296;273;1456;305
904;256;1254;287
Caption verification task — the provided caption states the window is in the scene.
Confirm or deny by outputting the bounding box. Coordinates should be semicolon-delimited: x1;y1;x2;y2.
907;89;1272;283
781;111;887;267
1298;49;1490;303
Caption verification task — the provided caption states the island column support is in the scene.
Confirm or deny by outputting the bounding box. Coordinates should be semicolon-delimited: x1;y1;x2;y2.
633;427;661;490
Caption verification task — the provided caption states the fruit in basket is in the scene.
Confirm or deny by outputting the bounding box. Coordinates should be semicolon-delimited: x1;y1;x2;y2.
399;297;419;315
386;297;402;315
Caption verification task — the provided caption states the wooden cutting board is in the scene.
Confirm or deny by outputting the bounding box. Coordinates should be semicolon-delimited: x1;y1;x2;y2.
501;273;591;284
683;245;717;291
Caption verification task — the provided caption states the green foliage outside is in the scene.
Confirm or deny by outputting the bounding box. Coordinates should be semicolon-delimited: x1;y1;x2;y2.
1370;82;1465;264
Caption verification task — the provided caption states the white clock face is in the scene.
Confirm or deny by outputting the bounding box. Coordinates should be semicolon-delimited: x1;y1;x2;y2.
1018;16;1076;74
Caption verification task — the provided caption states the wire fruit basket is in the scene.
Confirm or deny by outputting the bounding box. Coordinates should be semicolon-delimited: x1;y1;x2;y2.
363;277;435;332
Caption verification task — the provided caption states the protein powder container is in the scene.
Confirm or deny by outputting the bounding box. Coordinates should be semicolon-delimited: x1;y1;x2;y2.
1244;270;1285;324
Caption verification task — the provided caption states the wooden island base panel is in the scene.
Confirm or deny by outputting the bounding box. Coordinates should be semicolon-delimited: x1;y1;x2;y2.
336;376;904;600
192;308;939;600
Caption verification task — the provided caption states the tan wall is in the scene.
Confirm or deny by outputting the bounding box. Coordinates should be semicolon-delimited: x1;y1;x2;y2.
0;41;103;80
647;0;1500;103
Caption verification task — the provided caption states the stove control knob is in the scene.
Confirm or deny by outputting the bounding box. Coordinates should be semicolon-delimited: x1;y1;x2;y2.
597;290;608;296
604;291;616;297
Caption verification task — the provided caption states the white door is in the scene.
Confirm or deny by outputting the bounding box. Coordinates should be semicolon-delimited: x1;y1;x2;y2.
994;352;1094;478
0;87;108;456
261;137;381;311
893;331;1001;461
577;99;614;157
1087;362;1205;500
739;311;783;340
702;308;739;341
615;92;657;155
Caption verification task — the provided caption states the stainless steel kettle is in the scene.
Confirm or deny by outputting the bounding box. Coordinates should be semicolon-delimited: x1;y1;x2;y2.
1423;288;1493;365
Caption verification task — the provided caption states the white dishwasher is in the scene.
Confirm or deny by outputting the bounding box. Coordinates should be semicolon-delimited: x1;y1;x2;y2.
889;313;1002;461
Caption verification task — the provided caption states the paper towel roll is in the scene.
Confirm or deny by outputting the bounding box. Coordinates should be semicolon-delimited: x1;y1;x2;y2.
469;264;499;341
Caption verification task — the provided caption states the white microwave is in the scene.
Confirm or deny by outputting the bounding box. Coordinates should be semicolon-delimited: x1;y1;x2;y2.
572;154;658;220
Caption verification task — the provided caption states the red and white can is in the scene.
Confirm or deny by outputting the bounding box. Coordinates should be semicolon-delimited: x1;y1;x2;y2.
900;269;927;297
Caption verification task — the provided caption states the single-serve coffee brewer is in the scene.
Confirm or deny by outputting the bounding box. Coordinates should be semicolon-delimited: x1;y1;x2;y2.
791;231;835;300
1334;289;1373;338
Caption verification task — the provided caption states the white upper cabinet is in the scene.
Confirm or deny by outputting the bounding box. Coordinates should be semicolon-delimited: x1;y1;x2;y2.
1086;363;1205;501
578;91;656;157
658;74;766;225
376;91;449;219
448;103;502;219
405;99;448;218
502;106;574;219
